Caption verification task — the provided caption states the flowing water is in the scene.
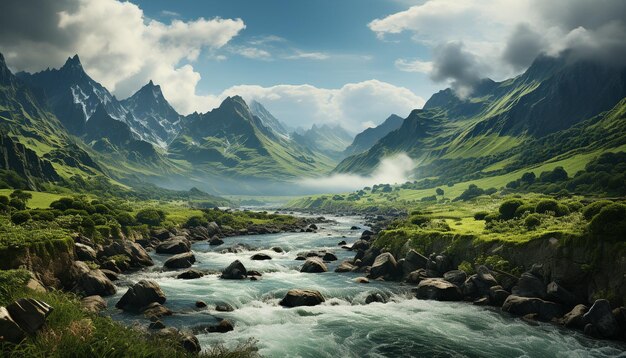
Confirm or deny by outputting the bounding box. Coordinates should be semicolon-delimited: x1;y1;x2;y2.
106;214;626;357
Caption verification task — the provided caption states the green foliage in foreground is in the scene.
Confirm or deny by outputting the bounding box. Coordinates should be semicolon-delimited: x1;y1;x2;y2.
0;270;260;358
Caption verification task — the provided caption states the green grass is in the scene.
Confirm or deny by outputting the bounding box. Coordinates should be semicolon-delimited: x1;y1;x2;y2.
0;190;66;209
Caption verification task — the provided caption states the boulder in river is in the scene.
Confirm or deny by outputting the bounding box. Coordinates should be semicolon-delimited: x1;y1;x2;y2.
142;302;172;318
177;269;204;280
583;299;619;338
116;280;166;313
406;269;429;284
216;303;235;312
415;279;462;301
156;237;191;255
73;262;116;297
369;253;398;279
99;240;153;267
501;295;564;321
512;270;546;299
562;304;589;329
279;289;325;307
207;222;221;236
271;247;284;253
300;258;328;273
251;253;272;260
365;292;388;304
221;260;247;279
322;252;338;261
443;270;467;287
6;298;53;335
546;281;578;308
351;240;370;251
164;252;196;269
209;237;224;246
335;261;356;273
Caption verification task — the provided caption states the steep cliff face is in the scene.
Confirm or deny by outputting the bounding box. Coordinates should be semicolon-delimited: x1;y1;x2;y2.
0;134;59;188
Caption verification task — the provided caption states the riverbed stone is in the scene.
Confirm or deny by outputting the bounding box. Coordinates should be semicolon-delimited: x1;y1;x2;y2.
443;270;467;287
489;286;511;307
209;237;224;246
406;269;429;284
301;258;328;273
512;272;546;299
546;281;578;308
142;302;172;318
322;252;338;261
335;261;356;273
279;289;325;307
415;278;462;301
116;280;166;312
365;292;387;304
221;260;247;279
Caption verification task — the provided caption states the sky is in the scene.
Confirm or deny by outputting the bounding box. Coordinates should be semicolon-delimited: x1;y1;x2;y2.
1;0;625;132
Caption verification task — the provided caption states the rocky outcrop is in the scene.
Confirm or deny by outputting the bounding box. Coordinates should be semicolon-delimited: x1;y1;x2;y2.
74;243;97;262
81;295;107;313
279;289;325;307
155;237;191;255
99;240;153;268
116;280;166;313
583;299;619;339
6;298;53;335
0;306;25;343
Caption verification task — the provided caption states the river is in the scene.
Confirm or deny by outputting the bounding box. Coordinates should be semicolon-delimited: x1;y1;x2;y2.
106;213;626;357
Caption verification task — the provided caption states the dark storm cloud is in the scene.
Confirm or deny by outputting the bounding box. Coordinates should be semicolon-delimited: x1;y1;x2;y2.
0;0;78;71
502;24;546;71
429;42;483;97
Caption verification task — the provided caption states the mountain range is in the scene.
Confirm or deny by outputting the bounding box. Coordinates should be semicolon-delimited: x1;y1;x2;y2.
1;49;625;196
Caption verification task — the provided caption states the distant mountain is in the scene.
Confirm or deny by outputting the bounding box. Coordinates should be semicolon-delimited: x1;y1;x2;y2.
169;96;335;180
335;53;626;181
292;124;353;160
249;100;290;139
343;114;404;157
17;55;165;146
121;80;182;146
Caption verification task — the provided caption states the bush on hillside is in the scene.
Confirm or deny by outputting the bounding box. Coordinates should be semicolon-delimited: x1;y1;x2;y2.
135;208;166;226
589;203;626;241
10;211;31;225
499;199;524;220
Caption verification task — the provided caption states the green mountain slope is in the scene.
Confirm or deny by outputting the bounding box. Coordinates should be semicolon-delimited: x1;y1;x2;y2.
335;54;626;185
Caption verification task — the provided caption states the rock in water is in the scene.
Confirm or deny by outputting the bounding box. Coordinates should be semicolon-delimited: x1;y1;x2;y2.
279;289;325;307
562;304;588;329
443;270;467;287
300;258;328;273
6;298;53;334
335;261;356;273
164;252;196;269
116;280;166;312
415;279;462;301
322;252;338;261
177;269;204;280
501;295;564;321
583;299;619;338
221;260;247;279
0;306;25;343
250;253;272;260
369;253;398;279
77;267;117;297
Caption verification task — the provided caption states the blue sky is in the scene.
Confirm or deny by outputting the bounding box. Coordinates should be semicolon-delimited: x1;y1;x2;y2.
132;0;438;98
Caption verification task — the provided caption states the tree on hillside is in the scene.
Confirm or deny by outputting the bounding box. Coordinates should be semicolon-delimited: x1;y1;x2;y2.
436;188;444;197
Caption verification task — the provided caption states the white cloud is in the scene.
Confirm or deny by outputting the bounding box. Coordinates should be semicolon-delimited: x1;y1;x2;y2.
395;58;433;73
1;0;245;114
284;50;330;60
298;153;415;193
230;46;272;59
219;79;424;132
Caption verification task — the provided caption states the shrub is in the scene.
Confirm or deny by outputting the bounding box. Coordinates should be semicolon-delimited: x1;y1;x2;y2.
454;184;485;201
115;212;136;226
10;189;32;202
473;211;489;220
30;210;56;221
0;195;9;205
589;203;626;241
499;199;524;220
50;197;74;211
420;195;437;202
520;172;536;184
484;213;500;223
93;204;111;214
458;261;474;274
436;188;444;196
410;215;430;226
524;214;541;229
135;208;166;226
485;187;498;195
514;204;535;218
582;200;613;220
9;198;26;210
184;215;208;228
11;211;31;225
535;199;559;214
